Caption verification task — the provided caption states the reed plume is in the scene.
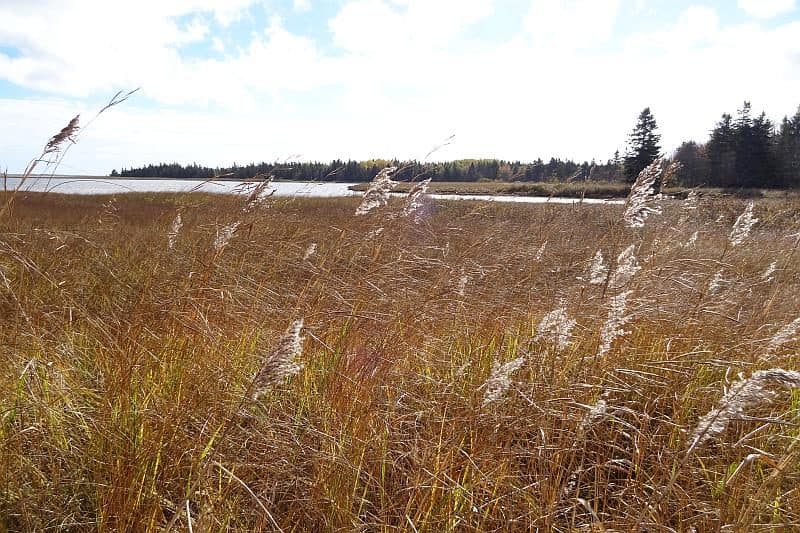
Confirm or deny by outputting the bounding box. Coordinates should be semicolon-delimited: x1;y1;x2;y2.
242;176;275;214
482;357;525;406
707;269;726;295
167;213;183;250
303;243;317;260
402;178;431;223
533;241;547;262
688;368;800;452
766;317;800;356
683;230;698;248
355;167;398;216
729;201;758;246
535;307;576;351
761;260;777;282
214;221;241;251
251;319;305;400
597;290;632;357
609;244;640;289
623;159;663;228
44;115;80;154
579;398;609;431
587;250;608;285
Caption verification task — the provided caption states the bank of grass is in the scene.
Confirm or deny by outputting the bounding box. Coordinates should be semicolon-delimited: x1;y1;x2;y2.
1;190;800;530
349;179;631;198
350;179;800;200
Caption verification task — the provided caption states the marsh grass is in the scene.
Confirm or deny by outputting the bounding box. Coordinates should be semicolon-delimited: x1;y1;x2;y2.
1;188;800;530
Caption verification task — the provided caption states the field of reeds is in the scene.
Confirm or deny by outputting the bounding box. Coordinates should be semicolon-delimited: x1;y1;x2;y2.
2;172;800;531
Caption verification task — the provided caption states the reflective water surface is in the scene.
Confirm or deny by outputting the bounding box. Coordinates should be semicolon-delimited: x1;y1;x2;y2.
3;177;623;205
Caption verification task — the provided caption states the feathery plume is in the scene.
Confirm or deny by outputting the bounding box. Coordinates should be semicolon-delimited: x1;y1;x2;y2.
252;319;305;400
365;227;384;239
609;244;641;289
214;221;241;251
761;261;777;282
44;115;81;154
535;307;576;351
598;290;632;357
167;213;183;250
729;202;758;247
482;356;526;406
766;317;800;356
683;230;698;248
456;274;469;296
533;241;547;262
242;177;275;214
679;190;699;226
303;243;317;260
623;159;663;228
707;269;727;295
688;368;800;452
98;197;119;225
355;166;398;216
587;250;608;285
683;190;699;212
402;178;431;223
579;398;609;431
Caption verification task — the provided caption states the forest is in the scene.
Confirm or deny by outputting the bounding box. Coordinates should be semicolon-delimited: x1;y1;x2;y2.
113;102;800;189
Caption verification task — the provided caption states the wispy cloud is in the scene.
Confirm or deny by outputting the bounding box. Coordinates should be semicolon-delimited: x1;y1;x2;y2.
738;0;796;19
1;1;799;174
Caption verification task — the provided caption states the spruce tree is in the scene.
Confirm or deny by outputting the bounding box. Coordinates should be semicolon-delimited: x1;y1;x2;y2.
624;107;661;182
777;106;800;187
707;113;736;187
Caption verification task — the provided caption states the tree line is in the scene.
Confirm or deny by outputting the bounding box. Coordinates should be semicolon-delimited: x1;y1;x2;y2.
112;157;621;183
112;101;800;189
672;102;800;188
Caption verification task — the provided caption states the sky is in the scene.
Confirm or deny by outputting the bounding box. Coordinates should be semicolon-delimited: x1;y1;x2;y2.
1;0;799;175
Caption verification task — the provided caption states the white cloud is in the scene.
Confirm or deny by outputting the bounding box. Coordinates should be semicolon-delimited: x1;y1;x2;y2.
523;0;622;50
1;1;800;175
329;0;493;54
293;0;311;12
738;0;795;20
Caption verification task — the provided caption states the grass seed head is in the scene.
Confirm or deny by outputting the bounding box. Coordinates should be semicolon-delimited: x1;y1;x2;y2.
355;166;398;216
167;213;183;250
598;290;633;357
609;244;641;289
44;115;80;154
588;250;608;285
252;319;305;400
402;177;431;223
535;307;576;351
482;356;525;406
766;317;800;356
623;158;664;228
214;221;241;251
729;201;758;246
689;368;800;452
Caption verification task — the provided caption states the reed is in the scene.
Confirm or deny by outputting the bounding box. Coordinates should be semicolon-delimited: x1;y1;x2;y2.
1;179;800;530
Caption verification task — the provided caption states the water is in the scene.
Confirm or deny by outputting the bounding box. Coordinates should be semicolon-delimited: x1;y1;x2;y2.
2;176;623;205
2;176;358;197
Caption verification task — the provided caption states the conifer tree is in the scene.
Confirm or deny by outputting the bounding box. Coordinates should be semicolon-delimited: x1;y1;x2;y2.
624;107;661;182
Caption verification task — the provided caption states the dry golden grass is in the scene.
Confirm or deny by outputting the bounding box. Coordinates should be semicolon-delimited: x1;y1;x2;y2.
1;189;800;531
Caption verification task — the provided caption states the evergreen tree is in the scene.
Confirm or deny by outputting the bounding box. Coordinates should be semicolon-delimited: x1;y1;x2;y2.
672;141;710;186
624;107;661;182
750;111;776;187
776;106;800;187
707;113;737;187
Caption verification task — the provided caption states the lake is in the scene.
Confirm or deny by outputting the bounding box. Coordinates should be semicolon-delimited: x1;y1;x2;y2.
2;177;623;205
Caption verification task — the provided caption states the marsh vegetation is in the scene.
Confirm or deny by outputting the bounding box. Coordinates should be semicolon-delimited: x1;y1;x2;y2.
1;180;800;530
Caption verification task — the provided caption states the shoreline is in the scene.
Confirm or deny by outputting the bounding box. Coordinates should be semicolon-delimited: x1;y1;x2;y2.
6;175;794;200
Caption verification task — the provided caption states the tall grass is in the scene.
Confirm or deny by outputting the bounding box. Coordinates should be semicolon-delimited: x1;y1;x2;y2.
1;185;800;530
